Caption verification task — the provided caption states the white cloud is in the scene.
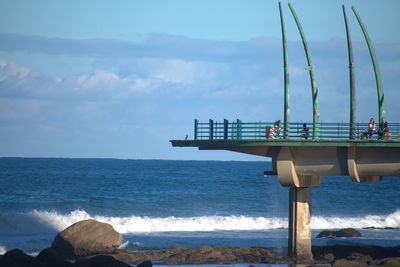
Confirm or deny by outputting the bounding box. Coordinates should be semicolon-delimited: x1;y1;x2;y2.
144;59;221;84
0;57;235;102
78;70;119;89
0;59;31;82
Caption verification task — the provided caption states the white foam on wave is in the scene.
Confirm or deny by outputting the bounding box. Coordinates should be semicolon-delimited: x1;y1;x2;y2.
30;209;91;231
30;209;286;233
28;209;400;234
119;241;130;249
0;245;7;255
312;210;400;229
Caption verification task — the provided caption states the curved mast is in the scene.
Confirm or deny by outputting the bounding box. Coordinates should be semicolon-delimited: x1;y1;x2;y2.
279;2;290;139
288;3;320;139
352;6;385;123
342;5;356;139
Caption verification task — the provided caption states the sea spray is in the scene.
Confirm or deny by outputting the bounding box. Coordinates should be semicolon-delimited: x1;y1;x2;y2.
30;209;91;231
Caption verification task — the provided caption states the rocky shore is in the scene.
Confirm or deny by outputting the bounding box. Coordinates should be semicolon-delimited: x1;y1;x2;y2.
0;219;399;267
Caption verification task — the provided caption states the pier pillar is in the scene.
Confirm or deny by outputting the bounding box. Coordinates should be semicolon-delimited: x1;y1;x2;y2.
276;146;318;262
288;187;313;263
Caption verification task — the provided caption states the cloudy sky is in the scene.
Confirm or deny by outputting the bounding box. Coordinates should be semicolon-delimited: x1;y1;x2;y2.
0;0;399;160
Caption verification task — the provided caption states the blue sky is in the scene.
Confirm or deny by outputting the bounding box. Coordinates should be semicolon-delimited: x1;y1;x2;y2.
0;0;399;160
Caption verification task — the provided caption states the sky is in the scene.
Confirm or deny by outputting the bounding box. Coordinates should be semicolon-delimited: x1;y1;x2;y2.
0;0;399;160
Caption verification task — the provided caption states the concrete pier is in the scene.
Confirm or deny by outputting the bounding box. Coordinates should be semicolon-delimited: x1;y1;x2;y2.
171;139;400;262
288;187;313;263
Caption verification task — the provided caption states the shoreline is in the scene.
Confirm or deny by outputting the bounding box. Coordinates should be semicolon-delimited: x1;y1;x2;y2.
2;226;400;257
1;244;400;266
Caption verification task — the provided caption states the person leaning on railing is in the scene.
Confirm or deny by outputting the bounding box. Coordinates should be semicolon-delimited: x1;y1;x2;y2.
274;120;282;139
302;123;309;140
378;117;389;140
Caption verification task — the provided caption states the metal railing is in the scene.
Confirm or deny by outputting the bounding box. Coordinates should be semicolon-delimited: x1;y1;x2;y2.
194;119;400;141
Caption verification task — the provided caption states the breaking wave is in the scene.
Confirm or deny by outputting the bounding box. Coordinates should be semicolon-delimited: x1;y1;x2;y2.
1;209;399;235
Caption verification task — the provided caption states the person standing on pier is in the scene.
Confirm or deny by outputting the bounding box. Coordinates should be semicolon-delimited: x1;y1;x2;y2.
274;120;282;139
302;123;309;140
368;118;376;139
378;117;389;139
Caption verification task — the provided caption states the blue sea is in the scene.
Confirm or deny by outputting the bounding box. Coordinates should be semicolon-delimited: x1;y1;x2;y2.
0;158;399;262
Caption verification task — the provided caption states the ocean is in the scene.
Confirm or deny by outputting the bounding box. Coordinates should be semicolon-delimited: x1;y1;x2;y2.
0;158;399;260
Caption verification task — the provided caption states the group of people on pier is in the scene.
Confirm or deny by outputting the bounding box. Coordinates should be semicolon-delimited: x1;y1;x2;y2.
266;120;283;139
366;117;389;140
266;120;309;140
265;118;389;140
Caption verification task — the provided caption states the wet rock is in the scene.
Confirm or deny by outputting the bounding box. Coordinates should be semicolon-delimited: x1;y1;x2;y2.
75;255;130;267
136;260;153;267
36;247;73;267
318;252;335;263
377;257;400;266
347;252;373;265
0;249;35;267
313;245;400;260
150;246;277;265
317;228;361;238
51;219;123;259
333;258;368;267
109;246;280;265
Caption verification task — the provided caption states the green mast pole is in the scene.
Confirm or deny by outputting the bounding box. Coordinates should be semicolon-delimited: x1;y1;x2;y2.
279;2;289;139
288;3;320;139
343;5;356;140
352;6;385;123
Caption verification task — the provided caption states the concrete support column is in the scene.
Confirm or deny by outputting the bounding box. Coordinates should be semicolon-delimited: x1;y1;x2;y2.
288;187;313;263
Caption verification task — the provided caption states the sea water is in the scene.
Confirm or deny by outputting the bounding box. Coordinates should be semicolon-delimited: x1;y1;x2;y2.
0;158;399;258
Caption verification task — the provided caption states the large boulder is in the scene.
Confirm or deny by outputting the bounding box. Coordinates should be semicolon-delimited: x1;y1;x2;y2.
51;219;123;259
317;228;361;238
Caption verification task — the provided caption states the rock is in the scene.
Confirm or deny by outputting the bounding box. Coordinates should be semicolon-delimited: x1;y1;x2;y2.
76;255;131;267
347;252;372;265
317;228;361;238
0;249;35;267
318;252;335;263
36;247;73;267
136;260;153;267
51;219;123;259
313;245;400;262
111;250;149;264
333;258;368;267
377;257;400;266
110;246;280;265
147;246;277;265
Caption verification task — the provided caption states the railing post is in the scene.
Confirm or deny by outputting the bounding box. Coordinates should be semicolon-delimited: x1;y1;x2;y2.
194;119;198;140
236;119;242;139
209;119;214;140
224;119;228;139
